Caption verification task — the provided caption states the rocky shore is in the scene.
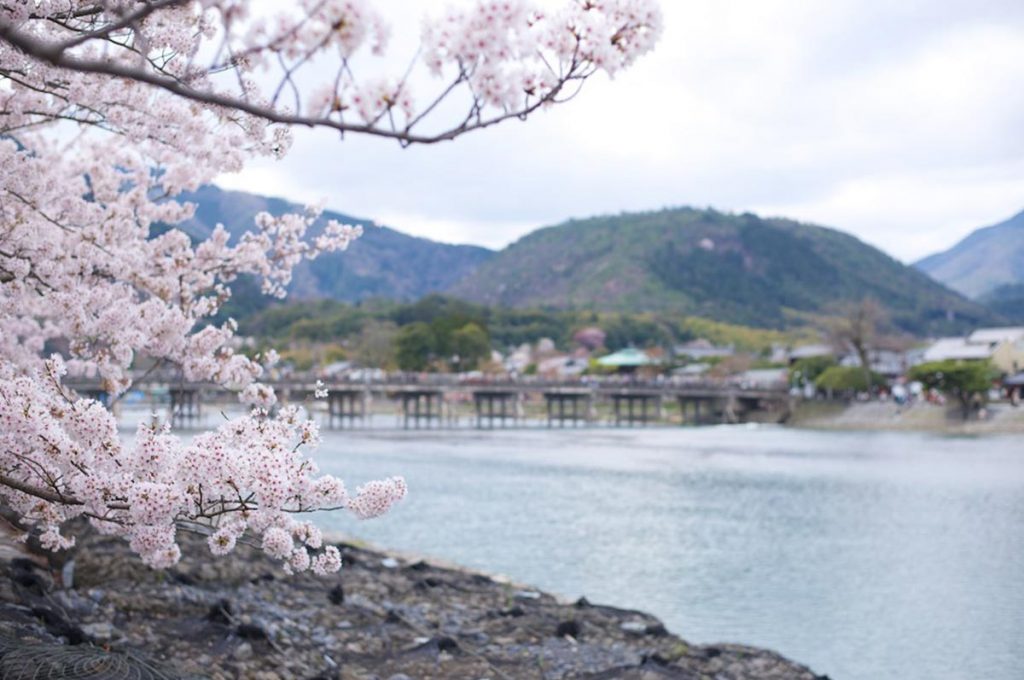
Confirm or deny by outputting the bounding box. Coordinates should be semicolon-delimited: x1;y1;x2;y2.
0;523;826;680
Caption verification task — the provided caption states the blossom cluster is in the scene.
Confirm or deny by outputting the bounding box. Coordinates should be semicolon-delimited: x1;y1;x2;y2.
0;0;658;569
422;0;663;111
0;357;407;571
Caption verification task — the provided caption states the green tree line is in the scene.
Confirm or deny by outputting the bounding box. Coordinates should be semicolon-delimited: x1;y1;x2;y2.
237;294;811;371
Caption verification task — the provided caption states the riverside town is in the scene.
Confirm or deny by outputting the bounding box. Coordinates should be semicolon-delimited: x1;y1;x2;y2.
1;2;1022;680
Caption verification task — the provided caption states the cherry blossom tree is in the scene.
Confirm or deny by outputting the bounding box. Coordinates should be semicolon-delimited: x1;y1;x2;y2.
0;0;662;572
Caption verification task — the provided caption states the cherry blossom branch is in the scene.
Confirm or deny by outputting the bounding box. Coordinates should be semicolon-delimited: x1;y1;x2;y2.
0;22;568;144
0;0;660;573
57;0;191;52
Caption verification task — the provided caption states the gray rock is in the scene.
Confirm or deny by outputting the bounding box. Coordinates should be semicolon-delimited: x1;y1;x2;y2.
513;589;541;600
0;526;823;680
81;621;115;641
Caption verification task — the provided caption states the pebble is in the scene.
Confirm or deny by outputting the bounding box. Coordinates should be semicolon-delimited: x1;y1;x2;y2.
80;621;115;641
513;589;541;600
234;642;254;660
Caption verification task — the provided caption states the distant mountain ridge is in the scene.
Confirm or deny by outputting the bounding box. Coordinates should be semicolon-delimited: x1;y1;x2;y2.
915;210;1024;299
446;207;995;335
979;283;1024;323
177;185;494;304
179;187;996;335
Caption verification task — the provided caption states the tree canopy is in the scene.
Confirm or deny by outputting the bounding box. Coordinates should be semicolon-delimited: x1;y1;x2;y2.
909;360;998;418
814;366;885;393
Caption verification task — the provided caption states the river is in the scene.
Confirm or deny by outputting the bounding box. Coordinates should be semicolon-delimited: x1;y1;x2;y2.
307;424;1024;680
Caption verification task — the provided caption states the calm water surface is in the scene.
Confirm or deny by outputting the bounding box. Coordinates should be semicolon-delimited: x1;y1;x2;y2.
308;425;1024;680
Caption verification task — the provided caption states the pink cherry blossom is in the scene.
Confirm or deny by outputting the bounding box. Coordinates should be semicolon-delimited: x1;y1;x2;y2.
0;0;660;573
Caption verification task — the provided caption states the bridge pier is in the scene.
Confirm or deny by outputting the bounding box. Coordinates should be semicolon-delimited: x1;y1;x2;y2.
473;390;518;429
544;391;592;427
610;393;660;427
327;389;369;428
169;388;202;428
64;375;794;430
400;390;442;429
678;396;711;425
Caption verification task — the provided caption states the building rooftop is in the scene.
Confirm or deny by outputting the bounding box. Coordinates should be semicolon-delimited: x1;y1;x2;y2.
597;347;656;367
788;344;834;360
922;337;995;362
674;339;735;358
967;327;1024;345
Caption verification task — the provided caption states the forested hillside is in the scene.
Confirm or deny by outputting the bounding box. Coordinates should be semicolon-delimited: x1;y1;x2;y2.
176;185;494;316
447;208;993;335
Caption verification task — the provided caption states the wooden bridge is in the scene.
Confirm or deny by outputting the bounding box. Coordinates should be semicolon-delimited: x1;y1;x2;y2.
67;375;793;429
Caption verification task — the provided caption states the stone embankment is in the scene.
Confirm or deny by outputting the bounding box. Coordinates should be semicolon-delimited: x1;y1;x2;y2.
0;525;827;680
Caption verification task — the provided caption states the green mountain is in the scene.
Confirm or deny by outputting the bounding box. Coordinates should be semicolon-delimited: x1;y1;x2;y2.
915;210;1024;299
979;283;1024;322
177;185;494;305
446;207;995;335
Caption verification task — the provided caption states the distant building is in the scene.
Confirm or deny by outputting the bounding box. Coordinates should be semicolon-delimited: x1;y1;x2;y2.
968;327;1024;346
737;368;788;388
923;327;1024;374
537;354;588;378
768;343;790;365
672;363;711;378
536;338;558;356
321;361;353;377
839;349;908;378
1005;371;1024;398
504;343;533;374
787;344;835;364
922;338;992;362
674;338;735;360
597;347;658;372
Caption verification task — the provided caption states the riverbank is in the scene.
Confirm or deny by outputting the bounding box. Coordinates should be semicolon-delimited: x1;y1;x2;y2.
1;522;825;680
789;399;1024;434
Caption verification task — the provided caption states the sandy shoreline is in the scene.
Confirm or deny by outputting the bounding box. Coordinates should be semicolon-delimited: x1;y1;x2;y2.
788;399;1024;435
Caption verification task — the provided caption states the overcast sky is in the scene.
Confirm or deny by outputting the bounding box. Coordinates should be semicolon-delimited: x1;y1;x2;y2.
217;0;1024;263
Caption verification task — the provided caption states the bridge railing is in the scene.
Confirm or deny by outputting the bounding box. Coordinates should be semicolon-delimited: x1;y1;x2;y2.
65;370;790;396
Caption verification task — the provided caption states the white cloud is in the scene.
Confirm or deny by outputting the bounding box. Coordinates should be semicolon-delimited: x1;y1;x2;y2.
217;0;1024;262
753;160;1024;261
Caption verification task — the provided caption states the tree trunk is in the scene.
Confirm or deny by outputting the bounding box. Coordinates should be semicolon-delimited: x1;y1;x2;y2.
854;341;872;397
958;393;971;421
